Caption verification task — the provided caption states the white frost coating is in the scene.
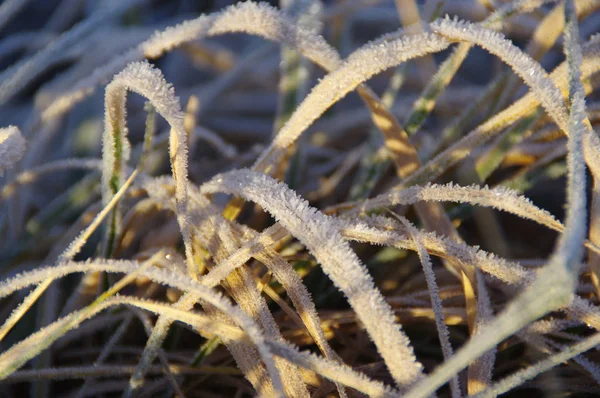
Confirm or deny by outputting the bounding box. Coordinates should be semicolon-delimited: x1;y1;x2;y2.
397;216;461;397
198;218;344;385
143;2;340;70
0;297;239;380
386;37;600;193
253;32;451;170
0;259;286;395
142;178;307;397
560;0;588;276
432;16;568;130
0;259;396;397
200;169;424;388
0;126;26;176
404;10;591;396
525;318;581;335
146;182;361;395
101;61;193;276
366;183;563;233
340;215;535;285
41;2;343;138
431;16;600;178
200;224;285;288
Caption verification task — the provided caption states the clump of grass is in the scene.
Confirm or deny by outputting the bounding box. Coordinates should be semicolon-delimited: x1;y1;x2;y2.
1;0;600;397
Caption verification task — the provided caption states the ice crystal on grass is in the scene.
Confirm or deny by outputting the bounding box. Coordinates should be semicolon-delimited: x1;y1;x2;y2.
367;183;564;233
102;61;193;273
201;169;424;388
3;1;600;396
396;214;461;397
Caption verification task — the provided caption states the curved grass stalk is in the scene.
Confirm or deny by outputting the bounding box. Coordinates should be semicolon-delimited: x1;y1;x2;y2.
404;0;550;137
35;4;441;179
252;32;451;171
0;296;246;378
403;5;590;395
0;262;286;396
198;218;345;377
338;215;535;286
394;214;461;397
140;179;309;398
497;0;600;109
361;183;600;250
101;61;193;276
434;16;570;125
339;35;600;218
37;2;414;201
431;16;600;177
255;1;552;172
141;2;341;70
200;169;425;388
253;8;599;178
40;2;340;124
0;260;396;397
0;170;137;343
149;1;419;188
